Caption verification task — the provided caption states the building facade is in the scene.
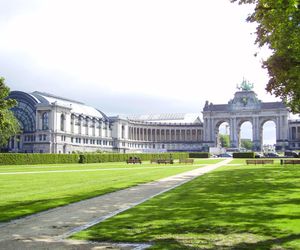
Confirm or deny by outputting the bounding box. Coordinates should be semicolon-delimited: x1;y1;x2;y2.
8;91;203;153
203;88;290;151
7;86;300;153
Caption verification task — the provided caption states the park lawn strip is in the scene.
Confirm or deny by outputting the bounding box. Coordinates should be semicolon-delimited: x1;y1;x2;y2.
0;159;221;173
73;163;300;250
0;163;203;222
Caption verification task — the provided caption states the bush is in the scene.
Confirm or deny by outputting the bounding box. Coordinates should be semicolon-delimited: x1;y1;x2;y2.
0;153;80;165
232;152;255;158
0;152;189;165
189;152;210;158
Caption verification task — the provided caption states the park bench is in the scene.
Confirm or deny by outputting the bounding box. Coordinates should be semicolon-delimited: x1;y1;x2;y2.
246;159;274;165
280;159;300;165
126;157;142;164
158;159;174;164
179;158;194;164
151;159;174;164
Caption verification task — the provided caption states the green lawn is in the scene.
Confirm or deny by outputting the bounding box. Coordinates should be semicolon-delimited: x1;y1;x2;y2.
0;159;217;222
73;161;300;249
0;158;221;173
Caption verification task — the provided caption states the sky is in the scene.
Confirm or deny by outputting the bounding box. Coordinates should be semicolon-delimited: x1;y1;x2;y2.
0;0;294;144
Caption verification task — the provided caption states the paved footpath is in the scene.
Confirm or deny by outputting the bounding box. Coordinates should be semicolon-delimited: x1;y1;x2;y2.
0;159;231;250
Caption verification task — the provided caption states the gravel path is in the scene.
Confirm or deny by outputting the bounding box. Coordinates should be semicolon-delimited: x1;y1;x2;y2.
0;159;231;249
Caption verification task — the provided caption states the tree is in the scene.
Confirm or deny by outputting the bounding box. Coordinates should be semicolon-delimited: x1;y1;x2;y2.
219;134;230;147
0;77;20;147
240;138;253;150
231;0;300;113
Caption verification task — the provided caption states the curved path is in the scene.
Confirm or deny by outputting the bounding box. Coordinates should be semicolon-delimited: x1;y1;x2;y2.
0;159;231;249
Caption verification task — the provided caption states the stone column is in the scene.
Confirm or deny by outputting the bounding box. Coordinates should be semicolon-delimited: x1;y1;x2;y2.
252;117;261;151
230;117;238;148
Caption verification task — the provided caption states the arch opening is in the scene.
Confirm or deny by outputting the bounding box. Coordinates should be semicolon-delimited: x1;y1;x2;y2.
216;121;230;148
262;120;276;152
239;121;253;151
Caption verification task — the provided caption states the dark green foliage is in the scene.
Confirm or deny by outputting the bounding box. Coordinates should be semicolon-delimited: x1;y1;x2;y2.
189;152;210;158
0;77;20;146
219;134;230;148
233;152;255;158
0;153;80;165
240;138;253;150
231;0;300;113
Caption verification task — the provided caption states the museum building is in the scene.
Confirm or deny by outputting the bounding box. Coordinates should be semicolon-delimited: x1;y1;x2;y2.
7;91;203;153
7;85;300;153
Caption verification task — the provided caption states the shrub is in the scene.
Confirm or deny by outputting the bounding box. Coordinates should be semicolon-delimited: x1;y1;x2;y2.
232;152;255;158
189;152;210;158
0;152;189;165
0;153;80;165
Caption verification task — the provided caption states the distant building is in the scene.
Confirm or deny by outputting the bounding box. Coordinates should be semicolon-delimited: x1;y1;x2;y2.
288;120;300;150
7;91;203;153
6;85;300;153
202;85;290;151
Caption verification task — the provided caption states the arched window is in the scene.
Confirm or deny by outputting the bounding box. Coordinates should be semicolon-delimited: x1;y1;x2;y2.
42;112;49;130
60;114;65;131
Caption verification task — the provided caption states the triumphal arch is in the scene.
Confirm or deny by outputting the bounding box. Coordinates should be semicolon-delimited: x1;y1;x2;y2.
202;80;289;151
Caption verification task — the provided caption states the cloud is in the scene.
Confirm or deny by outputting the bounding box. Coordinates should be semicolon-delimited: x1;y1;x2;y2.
0;0;41;24
0;1;282;120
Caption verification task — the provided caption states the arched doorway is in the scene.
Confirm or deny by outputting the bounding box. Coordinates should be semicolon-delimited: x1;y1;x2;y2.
238;121;253;150
216;121;230;148
262;120;276;152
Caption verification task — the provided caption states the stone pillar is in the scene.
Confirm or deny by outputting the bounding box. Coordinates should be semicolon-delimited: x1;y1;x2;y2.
252;117;261;151
230;117;238;148
276;115;289;150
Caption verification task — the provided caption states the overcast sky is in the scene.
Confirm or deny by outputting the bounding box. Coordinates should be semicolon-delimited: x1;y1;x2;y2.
0;0;292;144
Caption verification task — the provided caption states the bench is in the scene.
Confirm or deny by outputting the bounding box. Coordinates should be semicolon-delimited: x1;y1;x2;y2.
150;159;158;164
179;158;194;164
246;159;274;165
151;159;174;164
126;158;142;164
280;159;300;165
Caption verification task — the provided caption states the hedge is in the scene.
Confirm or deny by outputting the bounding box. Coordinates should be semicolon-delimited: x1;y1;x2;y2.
79;152;189;164
232;152;255;158
0;152;188;165
0;153;80;165
188;152;210;158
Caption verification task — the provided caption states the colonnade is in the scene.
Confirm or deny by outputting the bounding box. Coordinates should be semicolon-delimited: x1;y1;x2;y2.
128;126;202;142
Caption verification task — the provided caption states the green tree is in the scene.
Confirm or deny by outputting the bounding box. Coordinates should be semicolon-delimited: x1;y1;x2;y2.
231;0;300;113
240;138;253;150
0;77;20;147
219;134;230;147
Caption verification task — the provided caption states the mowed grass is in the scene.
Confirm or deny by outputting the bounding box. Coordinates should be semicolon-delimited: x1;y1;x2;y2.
74;160;300;249
0;159;218;222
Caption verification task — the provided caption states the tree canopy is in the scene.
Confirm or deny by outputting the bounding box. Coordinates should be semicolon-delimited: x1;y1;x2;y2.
219;134;230;148
231;0;300;113
0;77;20;147
240;138;253;150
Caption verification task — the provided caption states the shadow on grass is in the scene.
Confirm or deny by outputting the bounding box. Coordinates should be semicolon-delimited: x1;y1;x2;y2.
0;187;118;223
74;165;300;249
